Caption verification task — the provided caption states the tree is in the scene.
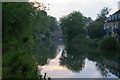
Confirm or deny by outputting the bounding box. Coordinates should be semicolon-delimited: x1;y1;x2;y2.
59;11;87;42
87;21;104;39
87;7;111;39
49;17;58;32
2;2;57;78
99;37;117;50
97;7;111;19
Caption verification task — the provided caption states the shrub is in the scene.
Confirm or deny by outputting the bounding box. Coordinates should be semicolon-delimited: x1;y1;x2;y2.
99;37;117;50
117;43;120;52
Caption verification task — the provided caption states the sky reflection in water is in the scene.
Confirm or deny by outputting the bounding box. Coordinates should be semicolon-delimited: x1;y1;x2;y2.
39;45;118;78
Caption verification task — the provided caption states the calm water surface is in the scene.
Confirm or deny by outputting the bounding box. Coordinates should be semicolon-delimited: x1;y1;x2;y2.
37;44;120;78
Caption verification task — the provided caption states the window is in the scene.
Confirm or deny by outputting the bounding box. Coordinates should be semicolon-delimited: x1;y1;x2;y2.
112;15;114;20
115;14;117;20
118;14;120;19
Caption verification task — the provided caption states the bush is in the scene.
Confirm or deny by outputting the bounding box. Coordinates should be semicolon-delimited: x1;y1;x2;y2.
99;37;117;50
117;43;120;52
70;35;98;51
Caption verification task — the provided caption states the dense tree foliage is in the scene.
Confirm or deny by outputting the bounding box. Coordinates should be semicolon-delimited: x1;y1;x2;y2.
87;21;104;39
87;7;111;39
59;11;90;42
2;2;58;78
99;37;117;50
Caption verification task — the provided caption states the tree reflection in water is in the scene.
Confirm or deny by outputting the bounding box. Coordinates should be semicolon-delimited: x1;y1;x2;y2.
59;44;86;73
36;42;58;66
59;42;120;78
36;41;120;78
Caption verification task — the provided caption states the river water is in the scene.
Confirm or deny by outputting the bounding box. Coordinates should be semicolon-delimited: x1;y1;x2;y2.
36;43;120;78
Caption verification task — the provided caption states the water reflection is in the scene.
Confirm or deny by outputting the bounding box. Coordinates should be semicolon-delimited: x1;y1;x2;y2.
59;48;85;73
36;43;58;66
37;42;120;78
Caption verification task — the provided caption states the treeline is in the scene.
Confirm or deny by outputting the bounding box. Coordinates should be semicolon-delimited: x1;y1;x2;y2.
87;7;120;51
2;2;57;78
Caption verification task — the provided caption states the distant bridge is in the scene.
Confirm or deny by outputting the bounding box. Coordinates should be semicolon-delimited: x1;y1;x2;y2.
50;32;64;43
51;32;62;36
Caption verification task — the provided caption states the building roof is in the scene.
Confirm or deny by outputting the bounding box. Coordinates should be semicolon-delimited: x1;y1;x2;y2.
85;20;96;27
113;9;120;15
105;10;120;22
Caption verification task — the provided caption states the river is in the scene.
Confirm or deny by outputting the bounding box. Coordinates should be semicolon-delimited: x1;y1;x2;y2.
36;43;120;78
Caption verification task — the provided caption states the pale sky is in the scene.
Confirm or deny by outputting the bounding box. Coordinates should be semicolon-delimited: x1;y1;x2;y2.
30;0;120;20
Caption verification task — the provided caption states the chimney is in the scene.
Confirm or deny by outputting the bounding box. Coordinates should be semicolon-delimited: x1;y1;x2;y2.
118;1;120;10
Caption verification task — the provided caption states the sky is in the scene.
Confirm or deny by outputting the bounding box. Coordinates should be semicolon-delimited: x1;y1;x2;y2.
30;0;120;20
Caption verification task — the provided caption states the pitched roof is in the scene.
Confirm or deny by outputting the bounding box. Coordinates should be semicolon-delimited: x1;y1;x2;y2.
105;10;120;22
113;9;120;15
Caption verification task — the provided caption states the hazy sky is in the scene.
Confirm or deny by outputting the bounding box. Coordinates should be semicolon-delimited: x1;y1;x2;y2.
30;0;120;20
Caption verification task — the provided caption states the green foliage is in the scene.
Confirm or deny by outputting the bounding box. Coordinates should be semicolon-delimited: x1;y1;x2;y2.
70;35;98;52
2;2;58;78
3;50;37;78
49;17;58;32
99;37;117;50
44;29;51;39
3;3;36;42
59;11;89;42
97;7;111;19
87;21;104;39
87;7;110;39
35;11;58;35
117;43;120;52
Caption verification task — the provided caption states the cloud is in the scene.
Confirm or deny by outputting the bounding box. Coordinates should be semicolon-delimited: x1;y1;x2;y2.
30;0;120;20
